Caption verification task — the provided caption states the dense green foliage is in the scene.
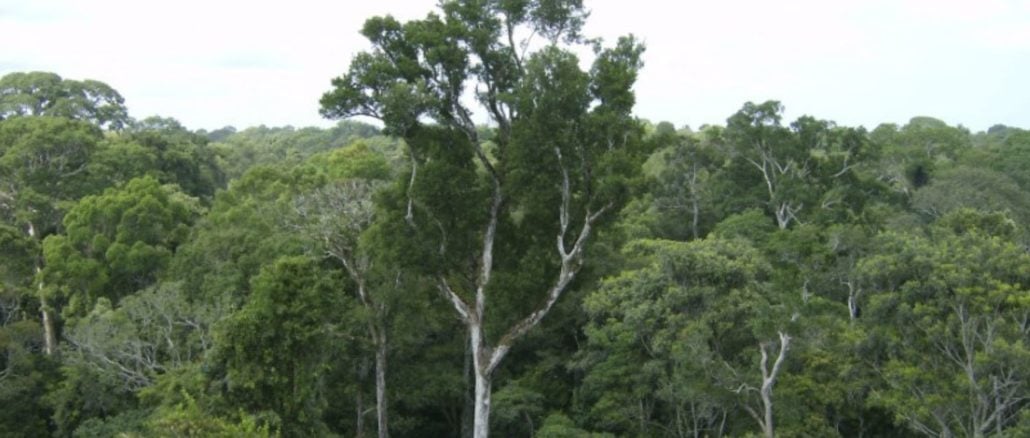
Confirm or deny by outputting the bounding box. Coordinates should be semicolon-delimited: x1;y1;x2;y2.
2;3;1029;437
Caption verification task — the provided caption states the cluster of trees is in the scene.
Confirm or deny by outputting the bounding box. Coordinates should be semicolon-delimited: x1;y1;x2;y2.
2;1;1028;437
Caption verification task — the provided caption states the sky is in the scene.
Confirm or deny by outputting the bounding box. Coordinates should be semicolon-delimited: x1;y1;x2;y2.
2;0;1028;132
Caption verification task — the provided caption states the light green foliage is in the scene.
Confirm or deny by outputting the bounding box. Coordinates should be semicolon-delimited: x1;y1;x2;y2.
535;413;614;438
870;117;972;194
0;71;129;130
62;283;224;392
42;176;200;318
711;208;777;245
211;121;385;180
912;165;1030;235
896;116;972;162
858;210;1030;436
579;237;795;436
303;140;393;182
45;357;139;437
977;128;1030;190
146;392;277;438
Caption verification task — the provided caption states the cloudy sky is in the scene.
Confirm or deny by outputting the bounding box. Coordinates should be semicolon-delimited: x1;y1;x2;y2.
2;0;1028;131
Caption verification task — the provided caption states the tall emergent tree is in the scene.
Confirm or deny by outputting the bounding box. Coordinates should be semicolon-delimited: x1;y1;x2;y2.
0;117;105;354
321;1;646;436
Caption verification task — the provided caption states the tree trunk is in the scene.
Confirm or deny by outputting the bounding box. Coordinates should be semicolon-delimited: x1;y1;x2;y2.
760;388;774;438
470;323;492;438
375;334;389;438
472;365;492;438
36;264;56;355
40;296;56;355
691;197;700;240
432;148;608;437
29;223;57;355
758;332;791;438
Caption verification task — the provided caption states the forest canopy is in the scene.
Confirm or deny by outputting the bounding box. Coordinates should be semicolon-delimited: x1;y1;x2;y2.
1;1;1028;437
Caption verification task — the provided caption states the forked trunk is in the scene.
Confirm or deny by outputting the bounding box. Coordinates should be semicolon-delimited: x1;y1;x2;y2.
758;332;791;438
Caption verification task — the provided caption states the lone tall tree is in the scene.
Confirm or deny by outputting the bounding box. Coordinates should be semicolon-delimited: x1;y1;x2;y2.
321;1;645;436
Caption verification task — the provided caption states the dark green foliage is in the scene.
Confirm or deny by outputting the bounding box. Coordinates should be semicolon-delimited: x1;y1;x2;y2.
0;223;37;289
2;15;1030;437
72;409;150;438
0;320;57;437
45;361;139;437
121;116;226;200
168;164;316;304
210;256;346;437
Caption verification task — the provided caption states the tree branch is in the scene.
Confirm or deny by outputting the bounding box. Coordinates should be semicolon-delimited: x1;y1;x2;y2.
438;276;472;324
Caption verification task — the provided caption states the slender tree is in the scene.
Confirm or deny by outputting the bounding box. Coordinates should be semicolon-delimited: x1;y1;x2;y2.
292;143;395;438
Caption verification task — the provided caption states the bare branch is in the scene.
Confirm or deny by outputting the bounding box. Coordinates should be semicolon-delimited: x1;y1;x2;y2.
556;147;572;258
491;202;613;375
406;147;419;227
438;276;472;323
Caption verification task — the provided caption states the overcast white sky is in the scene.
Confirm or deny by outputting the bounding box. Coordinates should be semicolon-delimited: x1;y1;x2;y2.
2;0;1028;132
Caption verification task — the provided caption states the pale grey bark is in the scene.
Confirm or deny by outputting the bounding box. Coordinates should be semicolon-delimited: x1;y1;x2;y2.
431;146;609;438
739;332;791;438
471;322;492;438
27;222;57;356
63;283;220;391
378;12;610;435
742;145;804;230
759;332;791;438
844;280;861;321
39;280;56;356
